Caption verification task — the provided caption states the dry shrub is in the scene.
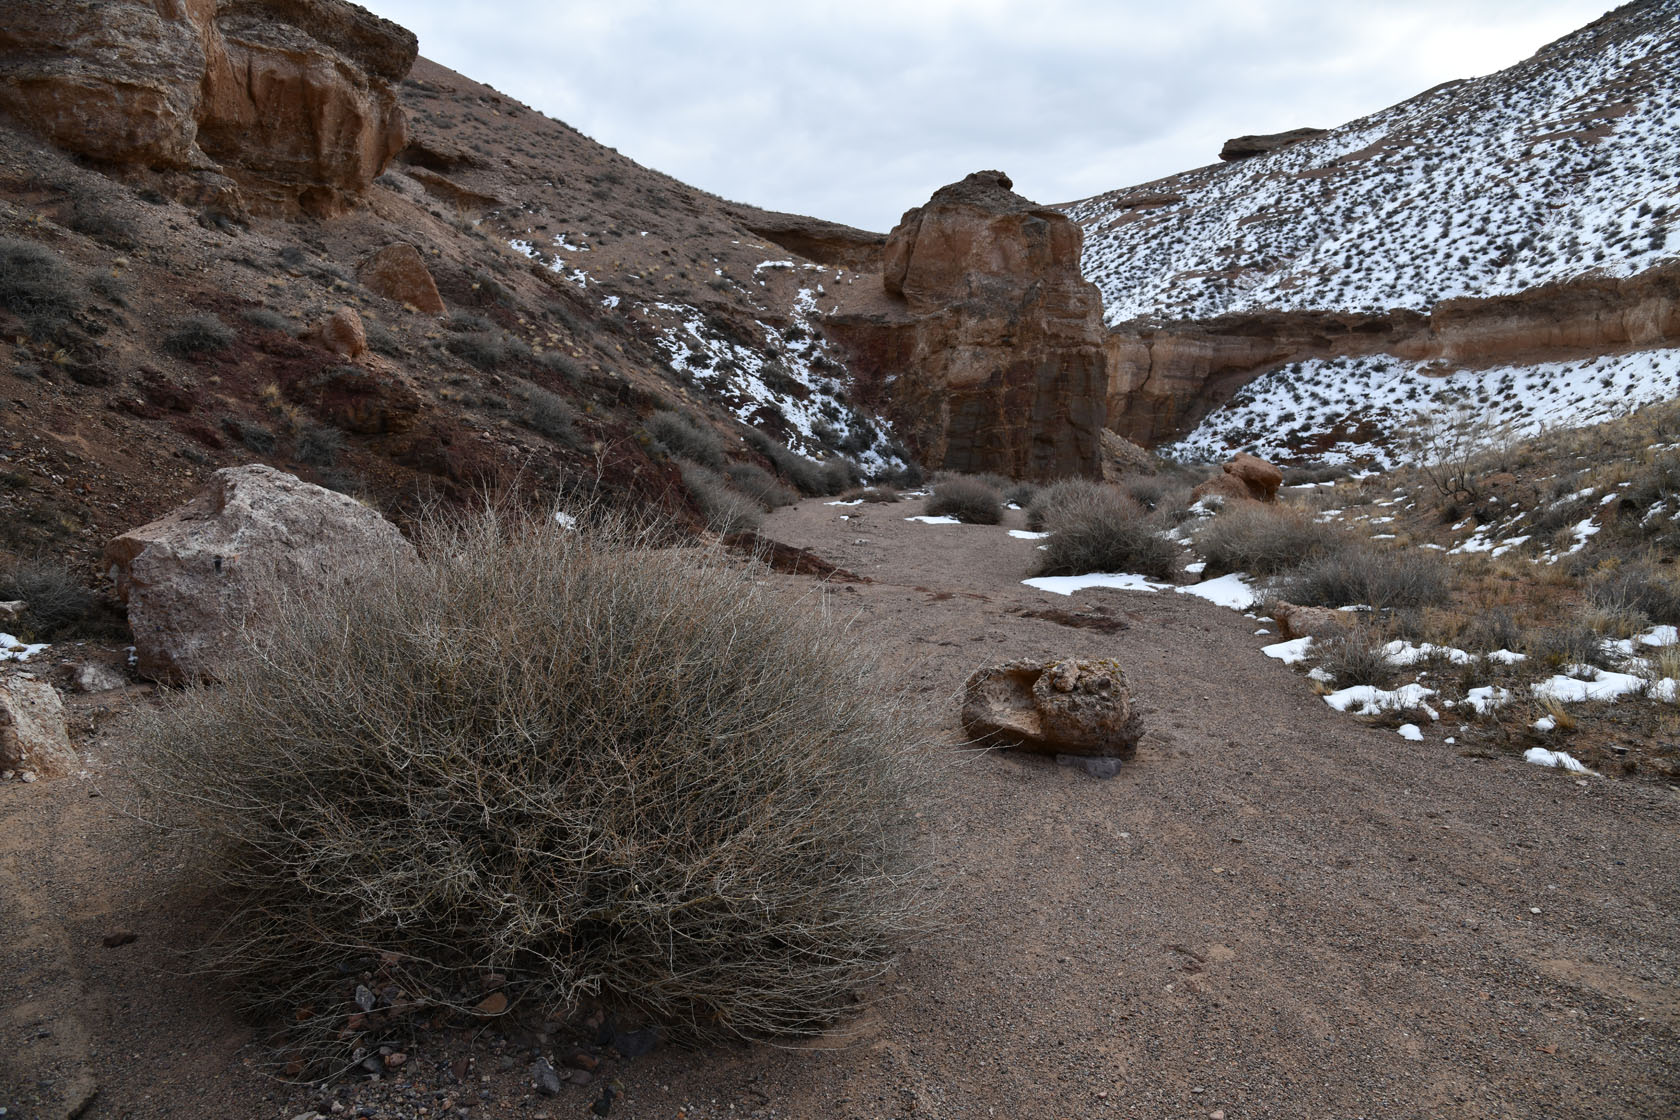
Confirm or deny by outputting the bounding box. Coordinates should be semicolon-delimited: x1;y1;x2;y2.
1315;632;1394;687
647;409;726;469
743;429;828;496
842;486;901;504
926;477;1002;524
681;463;762;533
0;557;97;638
1196;503;1348;576
1025;478;1110;531
163;313;236;357
726;461;798;510
135;509;930;1053
1275;545;1452;611
1589;563;1680;626
1034;489;1178;579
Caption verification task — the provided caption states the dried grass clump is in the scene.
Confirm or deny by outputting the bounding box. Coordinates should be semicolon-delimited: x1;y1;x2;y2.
647;409;726;469
163;313;236;357
1315;632;1394;687
1025;478;1111;531
681;464;763;534
1034;490;1178;579
925;476;1002;524
1275;545;1452;611
0;557;97;638
1196;504;1348;576
136;510;930;1051
726;461;798;510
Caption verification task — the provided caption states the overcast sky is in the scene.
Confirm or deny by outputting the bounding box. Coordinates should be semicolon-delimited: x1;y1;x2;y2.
360;1;1615;231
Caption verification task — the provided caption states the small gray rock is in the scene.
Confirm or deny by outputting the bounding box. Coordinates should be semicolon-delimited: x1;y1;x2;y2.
531;1057;563;1096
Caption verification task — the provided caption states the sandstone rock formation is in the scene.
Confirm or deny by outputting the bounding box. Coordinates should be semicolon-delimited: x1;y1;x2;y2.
826;171;1108;480
357;243;445;313
1219;128;1329;161
735;210;886;272
309;306;368;358
105;464;415;683
0;0;417;217
1105;261;1680;446
961;657;1142;758
1272;602;1349;641
0;674;75;777
1191;452;1281;504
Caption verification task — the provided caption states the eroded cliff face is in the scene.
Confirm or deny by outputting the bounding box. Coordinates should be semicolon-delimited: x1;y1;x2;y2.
1107;261;1680;446
0;0;416;216
826;171;1108;480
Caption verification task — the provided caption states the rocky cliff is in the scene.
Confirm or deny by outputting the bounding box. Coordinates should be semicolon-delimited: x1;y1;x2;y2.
0;0;416;216
826;171;1107;480
1107;260;1680;446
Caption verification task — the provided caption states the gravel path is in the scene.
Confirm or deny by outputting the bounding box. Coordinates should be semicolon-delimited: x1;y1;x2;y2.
3;494;1676;1119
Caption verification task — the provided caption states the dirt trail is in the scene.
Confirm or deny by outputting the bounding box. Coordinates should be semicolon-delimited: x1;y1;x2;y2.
2;495;1677;1119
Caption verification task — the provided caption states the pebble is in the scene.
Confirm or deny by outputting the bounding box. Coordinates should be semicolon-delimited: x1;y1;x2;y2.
531;1058;563;1097
1530;907;1542;915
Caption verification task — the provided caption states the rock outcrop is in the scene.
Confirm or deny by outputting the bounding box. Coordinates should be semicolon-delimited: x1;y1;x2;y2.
735;209;886;272
826;171;1108;480
961;657;1142;759
0;675;75;778
0;0;418;217
105;465;415;683
357;243;446;313
1218;128;1329;161
1191;452;1281;504
308;306;368;358
1106;260;1680;446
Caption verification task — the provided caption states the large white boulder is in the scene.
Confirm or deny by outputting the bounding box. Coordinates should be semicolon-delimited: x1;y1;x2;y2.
105;465;414;683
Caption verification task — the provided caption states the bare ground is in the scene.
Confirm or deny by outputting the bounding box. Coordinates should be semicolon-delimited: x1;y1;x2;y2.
4;495;1678;1119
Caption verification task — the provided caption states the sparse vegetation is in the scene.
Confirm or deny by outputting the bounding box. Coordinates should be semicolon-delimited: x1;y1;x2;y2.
0;558;98;639
1197;504;1349;576
925;476;1003;525
681;463;763;533
726;461;798;510
135;509;929;1055
648;409;726;469
0;237;83;337
163;314;236;358
1025;479;1111;532
1034;488;1178;579
1275;545;1452;611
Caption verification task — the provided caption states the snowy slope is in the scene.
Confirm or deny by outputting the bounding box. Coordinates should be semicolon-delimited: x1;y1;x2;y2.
1066;2;1680;326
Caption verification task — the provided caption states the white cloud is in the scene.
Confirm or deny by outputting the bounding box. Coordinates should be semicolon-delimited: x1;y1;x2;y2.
362;0;1616;229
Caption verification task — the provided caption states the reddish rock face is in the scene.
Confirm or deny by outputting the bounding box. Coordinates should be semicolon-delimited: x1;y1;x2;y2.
357;243;446;314
0;0;417;217
828;171;1108;480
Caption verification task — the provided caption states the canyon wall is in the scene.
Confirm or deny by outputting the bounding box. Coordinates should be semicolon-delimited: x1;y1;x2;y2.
0;0;416;216
1106;261;1680;446
826;171;1108;480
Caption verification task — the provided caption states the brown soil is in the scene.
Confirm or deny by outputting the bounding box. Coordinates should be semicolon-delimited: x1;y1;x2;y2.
4;496;1678;1119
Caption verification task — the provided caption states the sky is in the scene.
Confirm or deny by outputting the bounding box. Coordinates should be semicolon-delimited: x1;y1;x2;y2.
360;0;1618;231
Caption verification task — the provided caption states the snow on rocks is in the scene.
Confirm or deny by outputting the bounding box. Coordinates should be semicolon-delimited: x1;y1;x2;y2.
1397;724;1424;741
1382;640;1473;667
0;633;48;662
1323;683;1437;716
1262;637;1315;665
1024;572;1172;596
905;515;962;525
1531;667;1648;703
1008;530;1051;540
1173;572;1256;609
1523;747;1595;774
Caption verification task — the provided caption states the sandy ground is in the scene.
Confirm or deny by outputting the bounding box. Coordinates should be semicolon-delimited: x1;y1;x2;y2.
4;494;1678;1120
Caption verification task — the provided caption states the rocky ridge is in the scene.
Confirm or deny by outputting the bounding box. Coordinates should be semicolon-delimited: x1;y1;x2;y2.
1067;0;1680;461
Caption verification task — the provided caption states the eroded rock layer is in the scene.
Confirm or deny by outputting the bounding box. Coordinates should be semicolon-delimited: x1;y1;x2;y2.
0;0;417;216
1106;261;1680;446
826;171;1108;480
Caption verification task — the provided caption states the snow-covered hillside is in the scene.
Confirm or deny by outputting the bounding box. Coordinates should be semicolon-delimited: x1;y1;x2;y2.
1066;2;1680;325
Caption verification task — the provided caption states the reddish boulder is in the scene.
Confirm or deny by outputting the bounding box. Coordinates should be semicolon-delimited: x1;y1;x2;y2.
827;171;1108;480
1272;601;1349;641
1192;452;1281;503
309;306;367;359
357;243;445;314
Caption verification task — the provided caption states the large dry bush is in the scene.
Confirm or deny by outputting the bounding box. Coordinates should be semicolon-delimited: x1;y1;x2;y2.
1275;544;1452;611
925;476;1003;524
1034;488;1178;579
136;510;931;1051
1195;503;1349;576
1025;478;1110;531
